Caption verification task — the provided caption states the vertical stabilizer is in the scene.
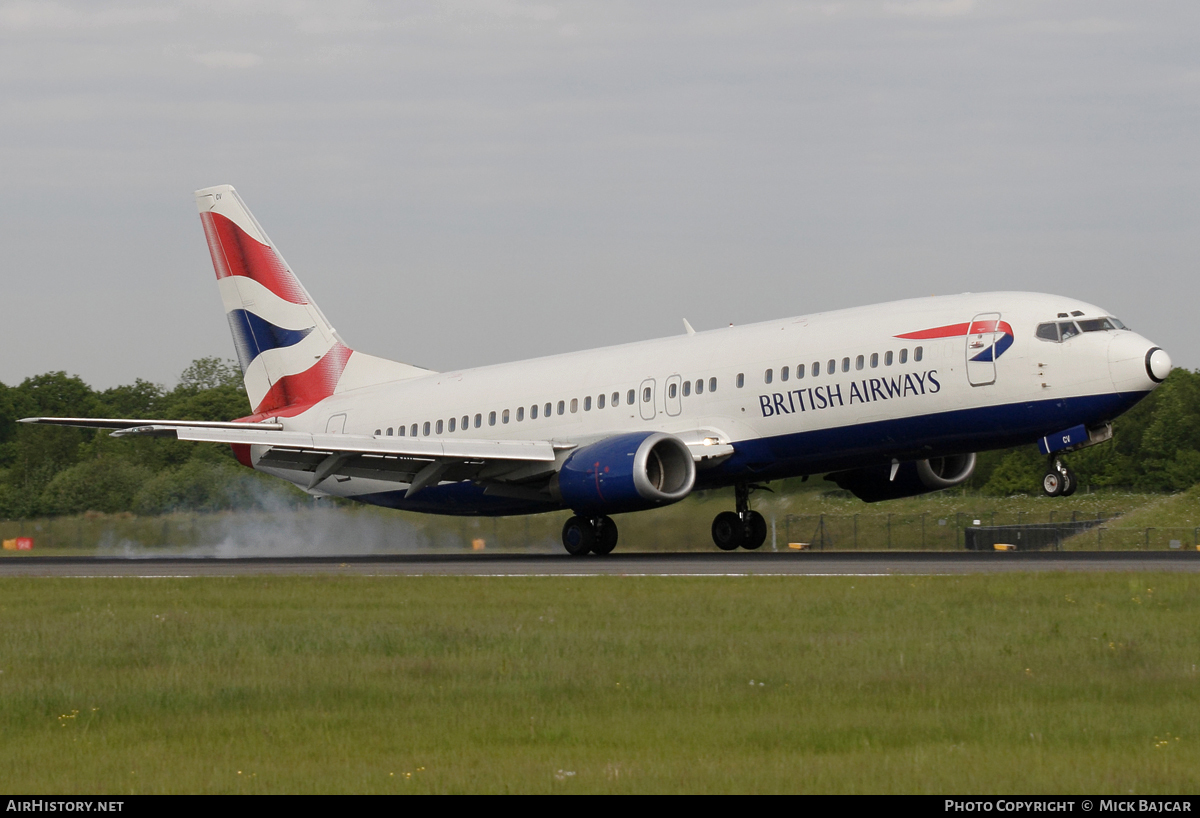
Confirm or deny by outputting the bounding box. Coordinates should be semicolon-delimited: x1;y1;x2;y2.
195;185;430;417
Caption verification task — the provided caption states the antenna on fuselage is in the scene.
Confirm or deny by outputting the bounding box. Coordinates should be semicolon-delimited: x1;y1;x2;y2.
682;318;696;336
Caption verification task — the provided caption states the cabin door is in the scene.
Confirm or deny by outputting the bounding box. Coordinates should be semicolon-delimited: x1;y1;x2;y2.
966;312;1001;387
664;375;682;417
639;378;657;421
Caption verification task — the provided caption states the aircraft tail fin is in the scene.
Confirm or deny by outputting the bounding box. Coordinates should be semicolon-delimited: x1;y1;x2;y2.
194;185;430;418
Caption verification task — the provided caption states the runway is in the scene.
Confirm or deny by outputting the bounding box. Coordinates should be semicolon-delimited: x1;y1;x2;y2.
1;551;1199;577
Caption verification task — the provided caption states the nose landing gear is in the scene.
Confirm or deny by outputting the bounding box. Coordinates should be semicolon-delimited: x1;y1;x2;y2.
711;483;769;551
1042;457;1077;497
561;515;619;556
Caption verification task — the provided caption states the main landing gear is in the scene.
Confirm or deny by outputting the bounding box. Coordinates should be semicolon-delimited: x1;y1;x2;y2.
561;515;619;556
1042;457;1078;497
711;483;769;551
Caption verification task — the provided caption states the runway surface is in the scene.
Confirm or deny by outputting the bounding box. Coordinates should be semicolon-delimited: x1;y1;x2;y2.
2;551;1199;577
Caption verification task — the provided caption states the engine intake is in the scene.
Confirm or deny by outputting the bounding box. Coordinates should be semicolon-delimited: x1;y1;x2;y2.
555;432;696;514
829;453;976;503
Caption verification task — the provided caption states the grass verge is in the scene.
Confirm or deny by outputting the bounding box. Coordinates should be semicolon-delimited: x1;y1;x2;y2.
1;575;1198;793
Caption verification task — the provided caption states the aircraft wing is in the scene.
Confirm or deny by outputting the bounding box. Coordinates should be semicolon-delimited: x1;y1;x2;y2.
21;416;559;496
20;417;733;498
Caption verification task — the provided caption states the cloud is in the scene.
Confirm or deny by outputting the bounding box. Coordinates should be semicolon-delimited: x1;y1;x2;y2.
189;50;264;69
0;1;174;30
884;0;975;18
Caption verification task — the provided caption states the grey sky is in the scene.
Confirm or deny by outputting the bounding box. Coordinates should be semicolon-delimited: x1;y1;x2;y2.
2;0;1197;390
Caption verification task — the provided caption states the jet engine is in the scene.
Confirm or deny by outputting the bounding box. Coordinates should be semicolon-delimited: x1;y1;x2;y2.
828;453;977;503
553;431;696;514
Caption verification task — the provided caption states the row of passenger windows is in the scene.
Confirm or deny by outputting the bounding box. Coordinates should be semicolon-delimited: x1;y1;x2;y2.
373;378;719;438
761;347;924;384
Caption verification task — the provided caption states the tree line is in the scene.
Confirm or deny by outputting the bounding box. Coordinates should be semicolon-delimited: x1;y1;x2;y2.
1;359;1198;519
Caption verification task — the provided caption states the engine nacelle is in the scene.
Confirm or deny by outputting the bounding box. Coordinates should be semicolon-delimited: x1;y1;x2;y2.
554;432;696;514
828;453;976;503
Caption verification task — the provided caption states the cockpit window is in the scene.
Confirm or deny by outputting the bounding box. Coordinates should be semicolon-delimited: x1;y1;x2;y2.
1039;316;1125;342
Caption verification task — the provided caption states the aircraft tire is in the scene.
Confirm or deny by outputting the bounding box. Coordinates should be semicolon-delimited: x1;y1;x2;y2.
712;511;744;551
592;516;619;555
742;511;768;550
1061;468;1077;497
562;516;595;556
1042;469;1063;497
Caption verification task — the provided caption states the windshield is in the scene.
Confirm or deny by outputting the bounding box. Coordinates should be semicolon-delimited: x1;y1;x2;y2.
1036;317;1127;342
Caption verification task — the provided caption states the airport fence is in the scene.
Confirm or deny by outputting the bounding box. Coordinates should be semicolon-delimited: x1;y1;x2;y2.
772;510;1191;551
2;507;1198;554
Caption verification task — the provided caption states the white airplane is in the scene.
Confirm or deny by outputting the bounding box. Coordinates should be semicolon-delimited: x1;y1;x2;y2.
24;185;1174;555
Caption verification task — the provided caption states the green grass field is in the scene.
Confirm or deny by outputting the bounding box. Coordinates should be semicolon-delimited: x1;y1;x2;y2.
2;574;1198;794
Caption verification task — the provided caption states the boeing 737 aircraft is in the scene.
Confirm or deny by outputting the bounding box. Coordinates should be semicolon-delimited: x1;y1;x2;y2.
24;185;1174;555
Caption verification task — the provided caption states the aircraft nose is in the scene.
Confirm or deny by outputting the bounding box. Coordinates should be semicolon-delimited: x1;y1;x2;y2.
1108;332;1171;392
1146;347;1172;383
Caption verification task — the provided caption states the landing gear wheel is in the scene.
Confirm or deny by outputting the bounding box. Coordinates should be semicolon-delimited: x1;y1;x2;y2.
1061;467;1077;497
1042;469;1063;497
742;510;768;550
561;516;595;556
592;516;619;556
712;511;743;551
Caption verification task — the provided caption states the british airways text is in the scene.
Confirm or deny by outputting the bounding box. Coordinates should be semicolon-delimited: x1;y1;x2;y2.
759;370;941;418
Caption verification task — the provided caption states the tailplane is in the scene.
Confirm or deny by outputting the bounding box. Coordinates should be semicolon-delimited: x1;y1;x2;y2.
195;185;430;417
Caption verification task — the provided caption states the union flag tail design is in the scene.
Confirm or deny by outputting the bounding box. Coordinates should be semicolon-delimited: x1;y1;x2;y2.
195;185;429;417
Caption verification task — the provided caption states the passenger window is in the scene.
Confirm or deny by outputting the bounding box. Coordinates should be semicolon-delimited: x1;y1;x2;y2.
781;366;789;382
855;355;864;371
503;409;510;424
374;429;381;436
841;357;850;373
489;411;496;426
531;404;538;419
870;352;878;368
683;380;691;397
627;390;635;405
668;383;677;399
1059;322;1079;340
709;377;716;392
598;393;606;409
557;401;565;415
411;424;418;437
423;422;430;436
476;413;483;428
885;351;893;366
797;364;805;379
435;420;443;435
517;407;525;422
827;359;835;375
813;361;820;377
448;418;456;433
764;368;773;384
399;426;406;437
642;388;651;403
545;402;552;417
899;349;908;364
1036;323;1059;341
914;346;923;362
584;396;592;411
613;392;620;407
736;373;744;388
695;379;703;395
